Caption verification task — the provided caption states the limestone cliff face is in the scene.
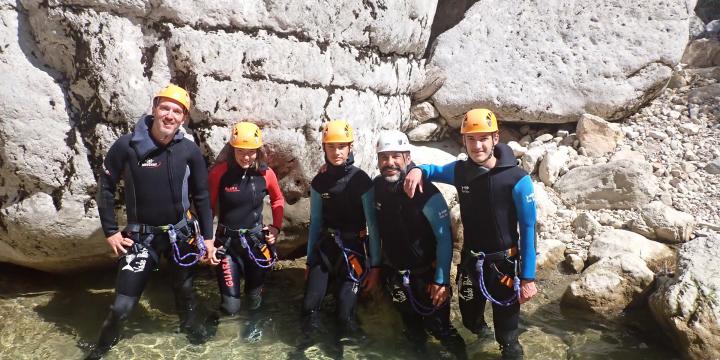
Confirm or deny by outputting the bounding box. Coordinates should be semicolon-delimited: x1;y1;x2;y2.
0;0;437;271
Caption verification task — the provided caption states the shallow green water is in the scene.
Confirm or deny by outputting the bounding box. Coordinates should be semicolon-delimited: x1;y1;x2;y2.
0;262;679;359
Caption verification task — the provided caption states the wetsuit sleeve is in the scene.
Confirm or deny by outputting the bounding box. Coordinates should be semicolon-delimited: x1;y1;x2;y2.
306;188;323;265
361;188;381;267
417;162;457;185
96;138;127;237
207;162;226;217
512;175;537;280
188;148;213;239
421;193;453;285
263;168;285;229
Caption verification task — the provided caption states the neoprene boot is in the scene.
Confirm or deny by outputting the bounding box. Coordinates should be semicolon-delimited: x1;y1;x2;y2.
497;329;524;360
86;294;137;360
247;286;263;311
440;332;468;360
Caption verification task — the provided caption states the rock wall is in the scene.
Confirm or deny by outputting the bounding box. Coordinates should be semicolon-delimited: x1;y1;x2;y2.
427;0;697;127
0;0;438;271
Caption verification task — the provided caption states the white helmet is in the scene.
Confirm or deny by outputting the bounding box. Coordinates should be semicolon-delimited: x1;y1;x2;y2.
376;130;411;153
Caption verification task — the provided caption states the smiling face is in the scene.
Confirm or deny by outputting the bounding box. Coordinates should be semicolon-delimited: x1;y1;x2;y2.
463;131;499;165
234;147;258;169
150;97;186;144
377;151;410;182
324;142;351;166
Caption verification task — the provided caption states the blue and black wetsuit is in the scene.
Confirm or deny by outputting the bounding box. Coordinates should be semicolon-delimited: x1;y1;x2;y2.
414;143;536;347
373;173;466;358
302;153;380;337
94;115;213;350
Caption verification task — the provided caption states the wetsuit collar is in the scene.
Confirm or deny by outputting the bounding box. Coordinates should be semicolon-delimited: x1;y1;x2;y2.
130;115;184;160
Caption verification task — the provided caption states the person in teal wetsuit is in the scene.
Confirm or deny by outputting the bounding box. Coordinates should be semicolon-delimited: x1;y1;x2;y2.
404;109;538;359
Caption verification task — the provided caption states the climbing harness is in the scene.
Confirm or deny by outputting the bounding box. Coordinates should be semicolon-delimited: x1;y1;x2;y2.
470;248;520;307
399;270;448;316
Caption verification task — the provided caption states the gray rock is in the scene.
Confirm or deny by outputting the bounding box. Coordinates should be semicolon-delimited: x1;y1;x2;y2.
587;229;675;272
638;201;695;243
705;158;720;174
410;101;440;123
408;121;441;142
521;145;550;174
536;239;567;271
650;236;720;360
429;0;692;125
533;181;557;223
572;212;602;239
554;159;659;210
535;133;554;143
564;253;585;274
681;38;720;69
562;254;654;317
576;114;624;157
507;141;528;158
539;146;572;186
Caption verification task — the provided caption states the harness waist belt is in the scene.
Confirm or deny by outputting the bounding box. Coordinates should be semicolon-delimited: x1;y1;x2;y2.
323;227;367;240
469;246;518;261
126;218;189;234
217;223;263;237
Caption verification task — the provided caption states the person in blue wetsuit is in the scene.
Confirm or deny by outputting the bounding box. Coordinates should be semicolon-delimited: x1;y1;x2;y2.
372;130;467;360
403;108;537;359
301;120;381;347
88;84;217;359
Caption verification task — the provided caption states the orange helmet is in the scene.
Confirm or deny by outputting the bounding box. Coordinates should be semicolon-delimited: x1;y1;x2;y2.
322;120;354;143
154;84;191;113
461;108;498;134
229;122;263;149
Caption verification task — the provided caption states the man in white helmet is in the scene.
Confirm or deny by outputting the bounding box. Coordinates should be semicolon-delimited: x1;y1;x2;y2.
371;130;467;359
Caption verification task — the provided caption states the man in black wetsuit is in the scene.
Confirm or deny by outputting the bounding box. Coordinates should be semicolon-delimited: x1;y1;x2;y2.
373;130;467;359
87;84;216;359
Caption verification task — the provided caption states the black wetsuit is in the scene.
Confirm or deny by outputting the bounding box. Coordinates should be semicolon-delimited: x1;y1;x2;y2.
416;143;537;358
374;174;467;359
302;153;380;339
92;115;213;354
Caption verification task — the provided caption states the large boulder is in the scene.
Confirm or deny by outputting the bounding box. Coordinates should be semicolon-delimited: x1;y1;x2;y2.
1;1;440;271
628;201;695;243
576;114;624;157
554;159;659;210
681;38;720;68
650;236;720;360
538;145;573;186
0;7;108;272
588;229;675;272
562;254;655;317
429;0;696;126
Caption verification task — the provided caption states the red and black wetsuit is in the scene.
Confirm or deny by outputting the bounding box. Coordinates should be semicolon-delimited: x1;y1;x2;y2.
208;159;284;314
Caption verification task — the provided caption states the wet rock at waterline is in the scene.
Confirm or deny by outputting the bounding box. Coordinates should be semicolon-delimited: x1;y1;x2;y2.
562;254;655;317
650;236;720;360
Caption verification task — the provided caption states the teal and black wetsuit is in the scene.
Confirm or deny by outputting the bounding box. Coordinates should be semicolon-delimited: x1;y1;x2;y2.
93;115;213;353
302;153;380;337
413;142;536;348
373;172;466;359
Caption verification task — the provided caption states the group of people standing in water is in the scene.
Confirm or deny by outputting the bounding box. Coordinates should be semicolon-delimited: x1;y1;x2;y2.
87;84;538;360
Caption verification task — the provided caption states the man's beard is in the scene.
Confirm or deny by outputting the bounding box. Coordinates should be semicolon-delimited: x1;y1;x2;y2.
381;165;404;183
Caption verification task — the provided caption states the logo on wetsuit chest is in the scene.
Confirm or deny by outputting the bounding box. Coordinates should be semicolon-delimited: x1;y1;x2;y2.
460;185;471;194
375;202;382;210
224;185;241;193
321;193;331;199
140;158;162;168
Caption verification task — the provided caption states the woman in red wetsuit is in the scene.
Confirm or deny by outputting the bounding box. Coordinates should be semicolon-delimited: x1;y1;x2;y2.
208;122;284;318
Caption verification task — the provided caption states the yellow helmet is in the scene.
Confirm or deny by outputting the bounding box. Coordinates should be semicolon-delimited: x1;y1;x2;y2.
322;120;354;143
229;122;263;149
154;84;191;113
461;108;498;134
